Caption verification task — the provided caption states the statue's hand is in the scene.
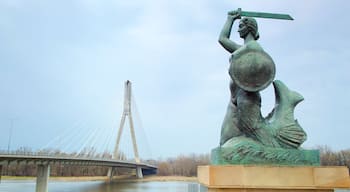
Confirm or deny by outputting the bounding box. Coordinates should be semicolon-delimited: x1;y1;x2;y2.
228;10;241;19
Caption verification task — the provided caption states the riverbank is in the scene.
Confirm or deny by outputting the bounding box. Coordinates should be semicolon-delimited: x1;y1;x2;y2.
1;175;197;182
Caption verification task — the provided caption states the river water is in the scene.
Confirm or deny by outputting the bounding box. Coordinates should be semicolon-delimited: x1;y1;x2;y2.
0;180;197;192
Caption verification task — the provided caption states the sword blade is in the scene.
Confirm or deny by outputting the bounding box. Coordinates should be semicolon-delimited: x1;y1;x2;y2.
240;11;294;20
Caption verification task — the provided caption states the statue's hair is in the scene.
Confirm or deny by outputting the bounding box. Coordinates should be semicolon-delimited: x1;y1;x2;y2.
241;17;260;40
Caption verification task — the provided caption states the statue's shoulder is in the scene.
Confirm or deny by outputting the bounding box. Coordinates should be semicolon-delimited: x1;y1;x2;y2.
246;41;263;51
232;41;263;57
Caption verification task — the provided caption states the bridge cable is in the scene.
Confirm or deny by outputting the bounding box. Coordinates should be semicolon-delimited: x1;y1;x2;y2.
131;93;153;160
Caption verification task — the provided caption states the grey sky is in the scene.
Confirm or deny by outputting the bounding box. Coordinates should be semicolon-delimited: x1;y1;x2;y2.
1;0;350;159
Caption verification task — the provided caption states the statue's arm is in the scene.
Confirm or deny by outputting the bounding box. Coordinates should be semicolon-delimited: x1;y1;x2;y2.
218;14;241;53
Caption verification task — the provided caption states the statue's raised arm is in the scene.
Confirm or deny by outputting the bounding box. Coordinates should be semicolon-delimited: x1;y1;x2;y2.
218;10;242;53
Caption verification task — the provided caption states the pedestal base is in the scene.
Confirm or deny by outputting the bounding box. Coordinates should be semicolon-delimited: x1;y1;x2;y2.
197;165;350;192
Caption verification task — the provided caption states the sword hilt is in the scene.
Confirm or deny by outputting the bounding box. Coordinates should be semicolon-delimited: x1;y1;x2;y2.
228;8;242;19
237;8;242;15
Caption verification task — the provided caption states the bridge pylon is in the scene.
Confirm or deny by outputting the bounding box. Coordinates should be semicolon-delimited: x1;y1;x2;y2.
113;80;141;163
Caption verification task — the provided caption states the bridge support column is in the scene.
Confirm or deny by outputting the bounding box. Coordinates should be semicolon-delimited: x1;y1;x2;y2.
36;164;50;192
107;167;114;182
0;165;2;183
136;166;143;179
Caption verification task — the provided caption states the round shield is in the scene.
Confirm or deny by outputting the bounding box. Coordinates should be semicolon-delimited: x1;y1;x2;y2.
229;49;275;92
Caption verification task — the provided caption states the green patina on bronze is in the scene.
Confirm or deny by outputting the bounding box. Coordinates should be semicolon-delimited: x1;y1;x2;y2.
214;8;320;165
211;147;320;166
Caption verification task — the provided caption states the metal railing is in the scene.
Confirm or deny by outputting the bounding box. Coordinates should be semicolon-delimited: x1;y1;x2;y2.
0;150;115;160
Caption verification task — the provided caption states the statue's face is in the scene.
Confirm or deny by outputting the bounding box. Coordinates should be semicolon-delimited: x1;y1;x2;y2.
238;21;249;38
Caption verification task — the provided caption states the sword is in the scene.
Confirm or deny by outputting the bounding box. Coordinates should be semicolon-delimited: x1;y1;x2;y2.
233;8;294;20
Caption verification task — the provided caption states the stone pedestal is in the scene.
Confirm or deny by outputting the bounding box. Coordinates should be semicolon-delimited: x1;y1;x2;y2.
197;165;350;192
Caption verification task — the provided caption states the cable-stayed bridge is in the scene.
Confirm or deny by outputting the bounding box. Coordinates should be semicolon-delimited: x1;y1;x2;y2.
0;81;157;192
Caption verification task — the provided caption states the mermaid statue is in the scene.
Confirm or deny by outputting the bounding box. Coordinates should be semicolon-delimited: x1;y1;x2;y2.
212;9;320;165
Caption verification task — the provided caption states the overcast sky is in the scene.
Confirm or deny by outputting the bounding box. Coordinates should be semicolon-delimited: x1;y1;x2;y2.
1;0;350;159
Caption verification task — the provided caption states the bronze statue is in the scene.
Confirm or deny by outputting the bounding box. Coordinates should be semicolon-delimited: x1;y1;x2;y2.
212;9;319;165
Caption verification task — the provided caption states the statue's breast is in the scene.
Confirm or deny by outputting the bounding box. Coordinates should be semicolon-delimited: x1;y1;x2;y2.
229;43;275;92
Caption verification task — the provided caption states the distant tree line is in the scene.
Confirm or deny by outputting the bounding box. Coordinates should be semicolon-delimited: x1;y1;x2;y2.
154;154;210;176
1;146;350;177
318;145;350;167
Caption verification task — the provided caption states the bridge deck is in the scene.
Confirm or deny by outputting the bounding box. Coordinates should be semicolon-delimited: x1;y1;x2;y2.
0;154;157;170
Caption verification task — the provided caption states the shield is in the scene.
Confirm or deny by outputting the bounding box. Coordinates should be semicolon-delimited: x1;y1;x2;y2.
229;48;275;92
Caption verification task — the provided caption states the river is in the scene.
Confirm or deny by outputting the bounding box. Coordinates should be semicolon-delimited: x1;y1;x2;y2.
0;180;198;192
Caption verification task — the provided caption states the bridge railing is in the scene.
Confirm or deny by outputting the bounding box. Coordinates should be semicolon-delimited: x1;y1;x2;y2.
0;150;114;160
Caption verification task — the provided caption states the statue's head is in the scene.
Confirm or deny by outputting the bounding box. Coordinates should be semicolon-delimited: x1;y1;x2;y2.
238;17;259;40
